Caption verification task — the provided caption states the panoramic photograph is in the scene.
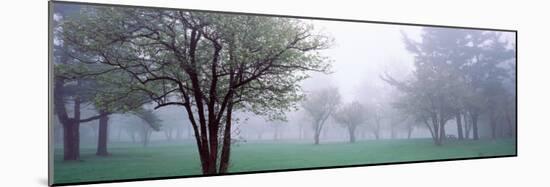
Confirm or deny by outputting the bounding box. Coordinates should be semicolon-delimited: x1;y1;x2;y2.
50;2;517;185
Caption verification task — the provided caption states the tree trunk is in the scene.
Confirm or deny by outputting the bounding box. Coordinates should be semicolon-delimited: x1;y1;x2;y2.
313;119;322;145
348;127;356;143
463;113;471;139
431;115;441;146
219;103;234;173
62;96;82;161
374;119;381;140
62;121;79;160
142;127;152;147
505;110;514;137
96;111;110;156
314;127;321;145
373;131;380;140
54;79;81;161
456;112;464;140
490;111;497;140
407;126;413;139
165;128;173;141
439;119;446;144
117;126;122;142
471;113;479;140
130;131;136;143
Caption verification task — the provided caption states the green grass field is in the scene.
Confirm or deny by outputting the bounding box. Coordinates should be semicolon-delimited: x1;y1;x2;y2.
53;138;516;184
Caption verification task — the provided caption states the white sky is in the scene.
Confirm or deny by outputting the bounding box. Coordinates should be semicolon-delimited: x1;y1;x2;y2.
301;20;422;102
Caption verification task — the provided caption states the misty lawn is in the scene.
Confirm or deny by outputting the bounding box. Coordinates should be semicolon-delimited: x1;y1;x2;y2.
53;138;515;184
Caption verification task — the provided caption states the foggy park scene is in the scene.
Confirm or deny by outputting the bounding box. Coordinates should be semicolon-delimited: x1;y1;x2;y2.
50;2;517;185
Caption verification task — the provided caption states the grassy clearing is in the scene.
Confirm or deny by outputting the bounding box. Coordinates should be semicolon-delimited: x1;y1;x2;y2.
53;138;516;184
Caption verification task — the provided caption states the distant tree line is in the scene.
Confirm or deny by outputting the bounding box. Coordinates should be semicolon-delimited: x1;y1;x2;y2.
382;28;516;145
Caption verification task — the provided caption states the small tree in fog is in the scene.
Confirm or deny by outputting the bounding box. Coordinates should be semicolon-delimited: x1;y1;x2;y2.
133;108;162;147
369;103;385;140
302;87;341;145
333;101;367;143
